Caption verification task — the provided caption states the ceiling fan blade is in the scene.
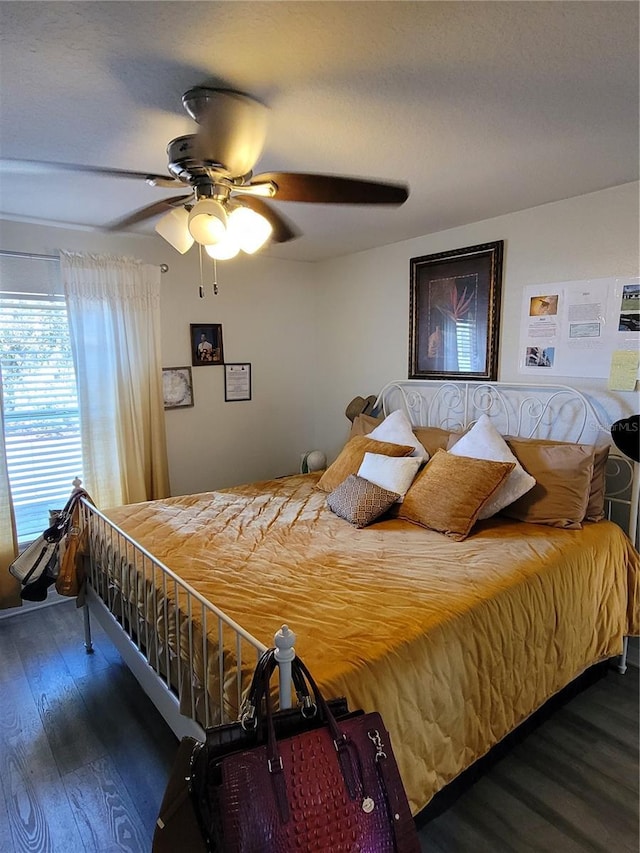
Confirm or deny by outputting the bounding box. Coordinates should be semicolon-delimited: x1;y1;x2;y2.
250;172;409;205
104;194;193;231
0;157;181;186
237;196;300;244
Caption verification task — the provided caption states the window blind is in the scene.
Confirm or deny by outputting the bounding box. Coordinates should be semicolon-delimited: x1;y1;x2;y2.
0;292;83;544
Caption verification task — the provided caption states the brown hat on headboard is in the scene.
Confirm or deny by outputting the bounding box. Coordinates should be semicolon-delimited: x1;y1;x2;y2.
345;395;378;423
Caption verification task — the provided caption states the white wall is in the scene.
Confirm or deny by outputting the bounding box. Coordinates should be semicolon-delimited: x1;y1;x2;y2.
3;181;638;488
0;219;319;495
160;249;321;494
313;182;640;459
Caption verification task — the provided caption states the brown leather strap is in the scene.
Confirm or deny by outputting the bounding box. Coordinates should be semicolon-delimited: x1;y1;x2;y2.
264;682;290;822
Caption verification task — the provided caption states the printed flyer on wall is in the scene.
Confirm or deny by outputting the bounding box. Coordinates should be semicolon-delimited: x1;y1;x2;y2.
519;277;640;379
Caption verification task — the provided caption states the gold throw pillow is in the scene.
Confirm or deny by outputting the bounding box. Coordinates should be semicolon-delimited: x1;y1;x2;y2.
316;435;414;493
503;439;597;528
398;449;515;540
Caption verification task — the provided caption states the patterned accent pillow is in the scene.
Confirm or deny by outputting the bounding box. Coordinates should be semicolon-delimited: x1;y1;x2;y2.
326;474;400;528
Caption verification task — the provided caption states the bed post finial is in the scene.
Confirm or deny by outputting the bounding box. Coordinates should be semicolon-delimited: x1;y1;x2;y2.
274;624;296;711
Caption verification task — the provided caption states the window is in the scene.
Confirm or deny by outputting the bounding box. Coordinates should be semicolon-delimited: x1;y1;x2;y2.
0;291;83;545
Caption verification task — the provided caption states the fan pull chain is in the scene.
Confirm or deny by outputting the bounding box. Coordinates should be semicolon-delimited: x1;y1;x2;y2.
212;258;218;296
198;244;205;298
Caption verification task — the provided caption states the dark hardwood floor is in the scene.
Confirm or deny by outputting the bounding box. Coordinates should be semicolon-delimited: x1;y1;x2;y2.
0;600;637;852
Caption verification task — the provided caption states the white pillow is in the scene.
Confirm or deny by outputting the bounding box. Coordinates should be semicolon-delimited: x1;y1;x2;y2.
448;414;536;518
367;409;428;460
357;452;422;502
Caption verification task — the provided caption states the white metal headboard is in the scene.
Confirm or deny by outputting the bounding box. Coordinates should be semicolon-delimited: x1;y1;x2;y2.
376;380;639;545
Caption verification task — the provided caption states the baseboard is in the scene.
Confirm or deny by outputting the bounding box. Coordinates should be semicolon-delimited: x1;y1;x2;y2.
0;592;69;621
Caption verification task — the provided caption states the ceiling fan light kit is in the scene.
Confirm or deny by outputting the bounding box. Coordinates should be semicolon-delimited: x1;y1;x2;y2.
155;194;274;261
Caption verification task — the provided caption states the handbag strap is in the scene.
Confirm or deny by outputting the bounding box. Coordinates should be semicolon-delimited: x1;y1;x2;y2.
292;657;368;802
263;683;291;823
42;487;93;543
239;648;278;730
260;654;371;820
368;727;420;852
240;648;318;731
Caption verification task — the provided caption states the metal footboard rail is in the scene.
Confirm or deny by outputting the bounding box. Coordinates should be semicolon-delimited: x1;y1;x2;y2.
78;499;295;735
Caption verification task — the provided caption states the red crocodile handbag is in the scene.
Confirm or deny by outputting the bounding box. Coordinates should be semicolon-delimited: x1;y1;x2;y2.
195;651;420;852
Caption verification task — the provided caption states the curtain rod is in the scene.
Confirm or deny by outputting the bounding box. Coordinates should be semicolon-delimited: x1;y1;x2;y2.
0;248;169;272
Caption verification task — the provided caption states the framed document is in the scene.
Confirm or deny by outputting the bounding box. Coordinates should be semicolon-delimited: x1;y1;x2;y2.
224;363;251;402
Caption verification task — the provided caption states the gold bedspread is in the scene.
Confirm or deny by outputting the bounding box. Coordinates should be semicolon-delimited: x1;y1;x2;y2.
104;473;640;814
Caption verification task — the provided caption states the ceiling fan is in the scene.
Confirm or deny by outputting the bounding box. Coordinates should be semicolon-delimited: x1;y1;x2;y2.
2;87;410;260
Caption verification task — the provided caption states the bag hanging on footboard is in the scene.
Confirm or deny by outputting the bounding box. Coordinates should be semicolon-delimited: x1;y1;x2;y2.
187;648;420;853
8;486;94;600
153;652;356;853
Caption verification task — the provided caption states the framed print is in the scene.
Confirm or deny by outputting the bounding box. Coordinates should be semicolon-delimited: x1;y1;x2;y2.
190;323;224;366
162;367;194;409
409;241;503;381
224;363;252;402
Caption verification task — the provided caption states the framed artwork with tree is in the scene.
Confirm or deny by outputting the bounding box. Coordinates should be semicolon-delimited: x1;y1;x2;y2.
409;241;504;381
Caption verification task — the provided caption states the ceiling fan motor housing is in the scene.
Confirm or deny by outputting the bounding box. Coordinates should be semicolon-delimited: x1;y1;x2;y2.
166;135;228;184
178;87;269;179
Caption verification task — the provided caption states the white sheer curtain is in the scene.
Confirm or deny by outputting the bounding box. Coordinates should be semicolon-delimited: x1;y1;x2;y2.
60;252;170;509
0;371;20;609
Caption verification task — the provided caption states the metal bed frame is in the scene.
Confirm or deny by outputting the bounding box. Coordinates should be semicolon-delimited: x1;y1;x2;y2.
79;507;296;740
78;381;639;742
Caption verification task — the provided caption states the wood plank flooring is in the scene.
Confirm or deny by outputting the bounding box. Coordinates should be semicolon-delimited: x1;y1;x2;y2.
0;600;637;852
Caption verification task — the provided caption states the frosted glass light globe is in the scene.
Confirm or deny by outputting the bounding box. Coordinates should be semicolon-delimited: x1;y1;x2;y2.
154;207;194;254
188;199;227;245
205;235;240;260
228;206;273;254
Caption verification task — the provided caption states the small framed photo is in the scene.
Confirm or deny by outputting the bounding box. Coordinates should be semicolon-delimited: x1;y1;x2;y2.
162;367;194;409
190;323;224;366
224;363;252;402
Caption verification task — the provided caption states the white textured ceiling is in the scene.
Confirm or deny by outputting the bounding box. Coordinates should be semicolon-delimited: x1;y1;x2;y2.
0;1;638;262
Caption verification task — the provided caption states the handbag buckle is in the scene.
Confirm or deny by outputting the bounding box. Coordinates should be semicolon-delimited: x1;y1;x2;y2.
267;756;283;773
333;733;348;752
